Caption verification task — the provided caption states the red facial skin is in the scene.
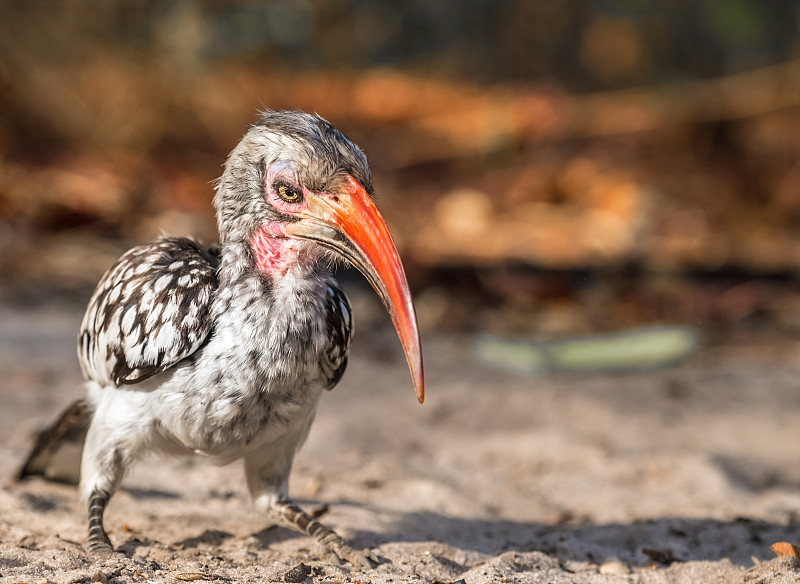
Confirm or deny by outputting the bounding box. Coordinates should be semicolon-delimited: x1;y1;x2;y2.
250;223;315;277
249;166;319;277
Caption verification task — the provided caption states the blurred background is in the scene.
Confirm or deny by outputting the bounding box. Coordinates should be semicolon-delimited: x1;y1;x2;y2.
2;0;800;348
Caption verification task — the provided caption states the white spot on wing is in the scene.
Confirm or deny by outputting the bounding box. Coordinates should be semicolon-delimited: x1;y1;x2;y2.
153;323;178;354
140;286;155;314
162;296;179;322
121;306;136;335
145;301;164;333
107;282;122;304
155;274;173;294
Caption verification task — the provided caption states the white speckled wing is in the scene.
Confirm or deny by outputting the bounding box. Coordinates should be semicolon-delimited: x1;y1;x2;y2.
78;236;219;386
320;283;352;389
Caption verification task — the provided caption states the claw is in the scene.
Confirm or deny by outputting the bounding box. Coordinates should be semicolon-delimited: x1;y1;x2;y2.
330;542;377;569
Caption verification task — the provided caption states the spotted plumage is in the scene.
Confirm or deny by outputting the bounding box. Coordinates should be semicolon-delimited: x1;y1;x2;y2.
78;236;219;386
18;110;423;569
320;284;352;388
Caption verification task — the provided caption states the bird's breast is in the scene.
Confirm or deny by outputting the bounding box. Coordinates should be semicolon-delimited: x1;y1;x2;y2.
153;275;335;458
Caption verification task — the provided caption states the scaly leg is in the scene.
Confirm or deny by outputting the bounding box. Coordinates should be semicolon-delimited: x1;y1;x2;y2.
79;395;134;559
272;500;377;568
245;448;377;568
87;489;116;556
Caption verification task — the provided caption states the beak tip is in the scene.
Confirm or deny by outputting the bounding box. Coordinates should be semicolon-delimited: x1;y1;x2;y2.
411;358;424;404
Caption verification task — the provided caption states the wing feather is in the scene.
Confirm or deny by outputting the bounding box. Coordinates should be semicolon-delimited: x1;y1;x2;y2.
321;283;352;389
78;236;219;386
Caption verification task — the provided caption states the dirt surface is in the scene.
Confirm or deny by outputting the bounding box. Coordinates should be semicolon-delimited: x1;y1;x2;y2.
3;300;800;583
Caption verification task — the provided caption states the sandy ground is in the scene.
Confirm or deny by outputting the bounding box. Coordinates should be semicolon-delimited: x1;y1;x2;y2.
3;300;800;583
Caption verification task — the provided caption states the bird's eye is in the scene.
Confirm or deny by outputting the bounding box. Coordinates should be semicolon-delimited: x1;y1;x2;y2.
275;181;302;203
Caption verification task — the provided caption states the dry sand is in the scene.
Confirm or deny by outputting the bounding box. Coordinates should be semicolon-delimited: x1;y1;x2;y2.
3;301;800;583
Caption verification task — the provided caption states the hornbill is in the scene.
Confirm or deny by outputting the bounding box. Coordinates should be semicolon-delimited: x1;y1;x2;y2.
18;110;424;568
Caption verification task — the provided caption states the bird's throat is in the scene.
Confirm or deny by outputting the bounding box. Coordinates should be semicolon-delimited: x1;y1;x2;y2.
249;223;315;278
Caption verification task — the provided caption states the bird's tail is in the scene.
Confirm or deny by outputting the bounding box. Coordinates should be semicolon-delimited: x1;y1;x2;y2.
16;399;91;486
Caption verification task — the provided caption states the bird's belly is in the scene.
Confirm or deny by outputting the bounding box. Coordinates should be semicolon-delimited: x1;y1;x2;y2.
154;378;325;461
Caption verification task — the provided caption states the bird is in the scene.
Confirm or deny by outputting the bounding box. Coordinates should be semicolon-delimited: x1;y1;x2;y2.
17;110;424;568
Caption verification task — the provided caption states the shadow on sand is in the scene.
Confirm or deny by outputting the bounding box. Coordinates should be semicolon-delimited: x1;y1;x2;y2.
340;506;800;567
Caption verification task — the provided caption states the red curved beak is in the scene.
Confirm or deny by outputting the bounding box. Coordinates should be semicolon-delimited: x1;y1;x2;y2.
285;175;425;403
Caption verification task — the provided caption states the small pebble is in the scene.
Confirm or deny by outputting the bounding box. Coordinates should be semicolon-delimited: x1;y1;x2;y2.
283;562;312;583
599;560;630;575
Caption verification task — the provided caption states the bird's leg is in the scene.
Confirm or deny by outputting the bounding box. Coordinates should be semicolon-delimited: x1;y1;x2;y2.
271;500;377;569
245;454;377;568
80;407;132;559
87;488;115;557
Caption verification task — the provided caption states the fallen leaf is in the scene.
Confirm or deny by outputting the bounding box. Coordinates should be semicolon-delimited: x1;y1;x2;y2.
770;542;800;558
174;572;212;581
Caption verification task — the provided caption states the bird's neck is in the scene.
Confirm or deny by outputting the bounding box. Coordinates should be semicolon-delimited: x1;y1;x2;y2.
215;236;327;295
207;237;333;391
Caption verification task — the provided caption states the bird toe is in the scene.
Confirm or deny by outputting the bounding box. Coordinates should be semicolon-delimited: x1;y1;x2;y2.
330;542;378;569
87;539;124;561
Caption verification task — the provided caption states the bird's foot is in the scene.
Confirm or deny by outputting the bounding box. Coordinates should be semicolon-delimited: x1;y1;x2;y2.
273;501;379;569
326;539;378;569
87;525;125;560
87;535;123;560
